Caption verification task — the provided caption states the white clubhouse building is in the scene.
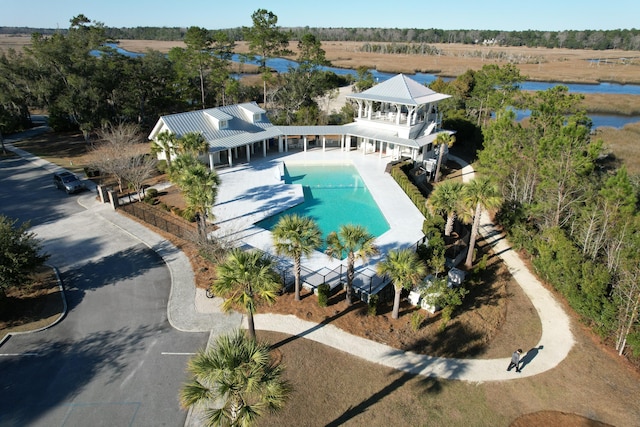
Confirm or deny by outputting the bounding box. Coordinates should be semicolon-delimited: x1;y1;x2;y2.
149;74;452;172
148;73;453;296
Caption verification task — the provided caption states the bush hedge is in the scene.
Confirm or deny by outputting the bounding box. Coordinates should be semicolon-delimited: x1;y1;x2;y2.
317;283;330;307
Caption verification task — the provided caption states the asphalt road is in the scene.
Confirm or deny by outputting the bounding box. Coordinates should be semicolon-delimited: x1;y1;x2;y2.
0;152;208;426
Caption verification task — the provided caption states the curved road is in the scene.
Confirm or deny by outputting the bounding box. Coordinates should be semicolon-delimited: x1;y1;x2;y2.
0;133;209;427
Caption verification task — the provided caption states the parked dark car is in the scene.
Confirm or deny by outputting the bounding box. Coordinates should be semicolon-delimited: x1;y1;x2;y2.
53;171;85;194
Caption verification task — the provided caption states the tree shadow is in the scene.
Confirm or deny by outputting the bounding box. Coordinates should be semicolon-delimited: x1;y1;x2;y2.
0;156;83;227
61;245;165;311
324;350;470;426
405;320;486;358
269;302;362;350
0;324;157;426
325;372;442;427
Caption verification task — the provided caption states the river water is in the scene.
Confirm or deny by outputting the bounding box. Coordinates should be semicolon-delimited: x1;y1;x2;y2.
109;45;640;128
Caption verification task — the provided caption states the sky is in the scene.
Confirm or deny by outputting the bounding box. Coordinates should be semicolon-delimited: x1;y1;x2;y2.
1;0;638;32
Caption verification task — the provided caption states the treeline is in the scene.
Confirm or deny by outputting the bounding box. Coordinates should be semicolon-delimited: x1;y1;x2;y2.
427;64;640;359
0;14;349;136
291;27;640;50
3;25;640;51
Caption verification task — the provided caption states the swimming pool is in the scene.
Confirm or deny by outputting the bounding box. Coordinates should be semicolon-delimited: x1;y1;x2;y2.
256;163;390;250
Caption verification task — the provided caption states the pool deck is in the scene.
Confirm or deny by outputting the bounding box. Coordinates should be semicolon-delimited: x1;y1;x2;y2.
210;147;426;290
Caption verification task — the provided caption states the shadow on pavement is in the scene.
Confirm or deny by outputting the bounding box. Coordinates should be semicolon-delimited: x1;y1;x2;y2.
0;324;157;426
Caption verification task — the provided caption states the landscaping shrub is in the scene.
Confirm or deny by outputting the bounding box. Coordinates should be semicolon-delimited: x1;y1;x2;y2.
156;159;168;174
410;310;425;331
389;161;431;218
317;283;330;307
367;294;379;316
83;167;100;178
145;188;159;198
181;209;196;223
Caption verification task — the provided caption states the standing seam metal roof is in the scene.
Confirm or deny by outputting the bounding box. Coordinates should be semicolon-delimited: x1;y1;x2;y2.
346;73;451;105
149;75;451;152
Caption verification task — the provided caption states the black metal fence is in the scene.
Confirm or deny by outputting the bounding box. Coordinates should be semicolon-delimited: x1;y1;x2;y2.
119;202;197;241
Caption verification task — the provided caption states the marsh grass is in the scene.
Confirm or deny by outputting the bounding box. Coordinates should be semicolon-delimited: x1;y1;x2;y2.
596;121;640;175
581;93;640;116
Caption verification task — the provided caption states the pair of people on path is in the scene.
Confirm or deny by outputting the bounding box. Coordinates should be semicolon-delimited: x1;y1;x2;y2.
507;348;523;372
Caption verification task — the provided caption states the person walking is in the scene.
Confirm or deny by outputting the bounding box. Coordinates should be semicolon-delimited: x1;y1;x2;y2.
507;349;523;372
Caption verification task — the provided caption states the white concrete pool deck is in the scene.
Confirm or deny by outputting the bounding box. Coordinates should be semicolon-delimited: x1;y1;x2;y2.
210;147;426;280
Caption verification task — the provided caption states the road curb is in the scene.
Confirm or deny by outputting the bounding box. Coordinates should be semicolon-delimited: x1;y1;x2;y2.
0;264;68;347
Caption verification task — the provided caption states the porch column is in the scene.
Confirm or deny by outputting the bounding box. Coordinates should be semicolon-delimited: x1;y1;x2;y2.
278;136;283;153
284;135;289;152
379;142;384;159
303;136;308;152
208;152;215;170
227;148;233;167
322;136;326;152
245;145;251;163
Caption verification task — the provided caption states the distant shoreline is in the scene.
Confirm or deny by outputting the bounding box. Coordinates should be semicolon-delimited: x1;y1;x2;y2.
2;35;639;85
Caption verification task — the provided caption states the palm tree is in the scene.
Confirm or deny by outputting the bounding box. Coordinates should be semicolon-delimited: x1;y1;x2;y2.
178;131;208;157
460;177;502;269
433;132;456;183
212;248;281;340
325;224;379;305
376;248;427;319
428;180;464;237
150;130;177;169
271;214;322;301
180;329;291;427
173;156;220;240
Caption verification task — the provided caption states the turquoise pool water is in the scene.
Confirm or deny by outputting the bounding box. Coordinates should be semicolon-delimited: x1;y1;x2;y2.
256;163;390;250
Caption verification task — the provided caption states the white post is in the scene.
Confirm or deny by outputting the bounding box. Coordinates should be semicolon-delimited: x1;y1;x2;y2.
208;152;215;171
322;136;326;152
246;145;251;163
263;139;267;157
303;136;308;152
228;148;233;167
278;136;283;153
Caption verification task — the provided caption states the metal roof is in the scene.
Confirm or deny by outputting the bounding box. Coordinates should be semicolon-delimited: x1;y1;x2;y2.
148;75;452;153
347;74;451;106
150;102;279;152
